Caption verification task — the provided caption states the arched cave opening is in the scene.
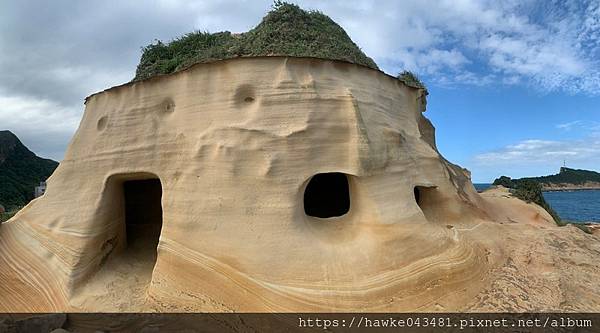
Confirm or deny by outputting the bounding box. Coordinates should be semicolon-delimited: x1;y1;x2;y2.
414;185;441;221
304;172;350;218
123;178;163;256
77;176;163;306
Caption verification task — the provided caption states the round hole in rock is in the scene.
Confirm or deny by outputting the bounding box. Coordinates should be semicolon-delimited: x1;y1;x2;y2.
304;172;350;218
97;116;108;131
244;96;255;103
162;98;175;114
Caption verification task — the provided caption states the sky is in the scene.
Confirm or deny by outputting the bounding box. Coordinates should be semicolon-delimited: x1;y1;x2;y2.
0;0;599;182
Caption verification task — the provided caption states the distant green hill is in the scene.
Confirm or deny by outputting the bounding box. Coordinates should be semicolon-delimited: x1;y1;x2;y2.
0;130;58;211
521;167;600;185
494;167;600;188
134;1;378;81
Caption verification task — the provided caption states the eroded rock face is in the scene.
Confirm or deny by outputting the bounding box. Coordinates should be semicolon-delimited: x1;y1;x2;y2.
2;57;595;312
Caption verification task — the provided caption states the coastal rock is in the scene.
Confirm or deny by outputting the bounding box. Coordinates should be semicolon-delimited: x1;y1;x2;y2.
541;181;600;191
0;57;598;312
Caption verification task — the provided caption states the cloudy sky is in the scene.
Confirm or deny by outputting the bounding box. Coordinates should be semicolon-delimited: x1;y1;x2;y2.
1;0;599;182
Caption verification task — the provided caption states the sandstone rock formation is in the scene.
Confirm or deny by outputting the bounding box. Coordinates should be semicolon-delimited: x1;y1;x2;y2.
1;57;598;312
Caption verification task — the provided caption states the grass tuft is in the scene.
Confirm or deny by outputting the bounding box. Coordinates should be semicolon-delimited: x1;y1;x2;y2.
397;71;427;90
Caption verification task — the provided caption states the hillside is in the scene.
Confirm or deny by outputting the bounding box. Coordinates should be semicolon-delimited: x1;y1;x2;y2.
134;1;378;81
0;130;58;210
523;167;600;188
494;167;600;191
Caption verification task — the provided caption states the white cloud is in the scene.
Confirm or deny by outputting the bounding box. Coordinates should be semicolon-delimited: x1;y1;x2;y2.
556;120;584;130
0;95;79;134
472;119;600;180
301;0;600;93
0;93;81;160
474;138;600;167
556;120;600;132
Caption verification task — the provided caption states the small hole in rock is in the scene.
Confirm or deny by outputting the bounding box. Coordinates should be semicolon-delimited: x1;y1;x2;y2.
97;116;108;131
244;97;255;103
164;101;175;113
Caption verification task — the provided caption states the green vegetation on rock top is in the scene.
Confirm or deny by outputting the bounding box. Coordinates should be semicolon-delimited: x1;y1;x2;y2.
397;71;427;91
134;1;378;81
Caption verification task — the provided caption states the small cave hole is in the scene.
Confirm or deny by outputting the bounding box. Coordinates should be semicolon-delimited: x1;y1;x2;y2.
244;96;255;103
304;173;350;218
162;99;175;114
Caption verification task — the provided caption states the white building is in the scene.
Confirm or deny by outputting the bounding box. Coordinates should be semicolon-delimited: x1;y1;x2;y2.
34;182;47;198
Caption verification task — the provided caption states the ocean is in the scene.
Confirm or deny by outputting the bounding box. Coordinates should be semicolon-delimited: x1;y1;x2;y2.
473;183;600;223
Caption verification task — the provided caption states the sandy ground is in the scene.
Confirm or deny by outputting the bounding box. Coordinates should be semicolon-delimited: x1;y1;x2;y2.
69;225;161;312
465;187;600;311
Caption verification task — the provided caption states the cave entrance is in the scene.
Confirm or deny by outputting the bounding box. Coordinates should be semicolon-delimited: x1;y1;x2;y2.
414;185;441;221
76;176;164;309
123;178;163;256
304;172;350;218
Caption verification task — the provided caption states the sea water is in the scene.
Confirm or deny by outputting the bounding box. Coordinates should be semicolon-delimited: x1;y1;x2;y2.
473;183;600;223
542;190;600;223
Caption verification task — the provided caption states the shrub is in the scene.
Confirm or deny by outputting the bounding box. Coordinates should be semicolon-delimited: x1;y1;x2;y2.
134;1;378;81
512;180;561;223
397;71;427;90
572;223;592;234
492;175;515;188
0;206;21;223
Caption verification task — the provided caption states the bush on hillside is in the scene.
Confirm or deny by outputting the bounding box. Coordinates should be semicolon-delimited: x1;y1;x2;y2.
0;206;21;223
492;175;516;188
512;180;561;223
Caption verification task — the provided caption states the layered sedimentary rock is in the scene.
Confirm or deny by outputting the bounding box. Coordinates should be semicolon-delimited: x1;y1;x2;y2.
1;57;598;312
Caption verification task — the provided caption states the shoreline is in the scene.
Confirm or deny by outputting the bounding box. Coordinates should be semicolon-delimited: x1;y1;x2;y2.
542;187;600;192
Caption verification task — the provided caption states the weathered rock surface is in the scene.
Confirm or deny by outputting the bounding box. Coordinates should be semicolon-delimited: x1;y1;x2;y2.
0;57;598;312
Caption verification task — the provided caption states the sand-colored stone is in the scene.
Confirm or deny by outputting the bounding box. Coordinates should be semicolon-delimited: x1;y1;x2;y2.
0;57;598;312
